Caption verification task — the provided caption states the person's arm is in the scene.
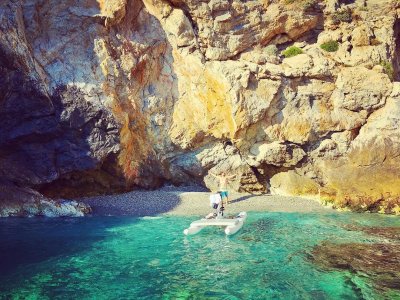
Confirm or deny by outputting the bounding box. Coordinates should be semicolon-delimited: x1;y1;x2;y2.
227;173;236;179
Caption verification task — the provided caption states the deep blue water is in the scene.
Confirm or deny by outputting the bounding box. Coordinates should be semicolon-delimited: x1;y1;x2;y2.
0;212;399;299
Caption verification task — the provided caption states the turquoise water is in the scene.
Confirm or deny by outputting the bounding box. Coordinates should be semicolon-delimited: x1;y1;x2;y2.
0;212;399;299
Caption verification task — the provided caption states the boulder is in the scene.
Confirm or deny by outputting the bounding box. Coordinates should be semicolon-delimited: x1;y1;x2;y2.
331;66;392;112
269;170;320;196
248;142;306;168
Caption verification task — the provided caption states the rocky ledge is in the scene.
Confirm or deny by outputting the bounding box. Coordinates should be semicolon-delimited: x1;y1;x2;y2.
0;180;91;217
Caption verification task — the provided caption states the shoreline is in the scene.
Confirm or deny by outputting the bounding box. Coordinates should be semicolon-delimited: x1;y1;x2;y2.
81;187;334;217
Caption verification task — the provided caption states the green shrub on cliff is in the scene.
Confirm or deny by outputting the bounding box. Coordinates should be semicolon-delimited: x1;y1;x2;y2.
282;46;303;58
284;0;319;9
380;60;394;81
320;40;339;52
332;8;352;24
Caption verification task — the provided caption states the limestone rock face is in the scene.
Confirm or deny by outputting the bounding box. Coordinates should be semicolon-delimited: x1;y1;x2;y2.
319;83;400;213
1;0;400;214
249;142;306;168
332;66;392;113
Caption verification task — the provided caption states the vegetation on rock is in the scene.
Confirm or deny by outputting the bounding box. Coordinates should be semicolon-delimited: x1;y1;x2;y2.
284;0;319;9
380;60;395;81
282;46;303;58
332;8;352;24
320;40;339;52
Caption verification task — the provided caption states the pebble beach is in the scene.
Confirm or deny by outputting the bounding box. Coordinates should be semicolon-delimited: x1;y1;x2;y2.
81;186;334;217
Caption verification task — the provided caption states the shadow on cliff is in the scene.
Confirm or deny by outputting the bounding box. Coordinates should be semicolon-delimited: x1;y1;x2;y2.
0;73;127;201
0;2;135;203
38;85;131;197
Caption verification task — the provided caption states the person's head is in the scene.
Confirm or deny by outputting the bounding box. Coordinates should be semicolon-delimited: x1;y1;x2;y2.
221;172;226;176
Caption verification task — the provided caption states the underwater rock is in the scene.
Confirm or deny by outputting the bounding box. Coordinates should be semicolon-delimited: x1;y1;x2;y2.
311;242;400;292
344;224;400;241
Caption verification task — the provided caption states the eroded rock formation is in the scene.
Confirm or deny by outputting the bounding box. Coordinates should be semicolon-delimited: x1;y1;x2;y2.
1;0;400;214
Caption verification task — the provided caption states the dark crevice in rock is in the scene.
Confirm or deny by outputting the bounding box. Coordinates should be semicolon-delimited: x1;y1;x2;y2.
249;165;269;192
360;197;385;212
260;164;293;192
349;125;361;141
348;43;353;54
338;0;356;5
163;0;204;60
296;13;325;45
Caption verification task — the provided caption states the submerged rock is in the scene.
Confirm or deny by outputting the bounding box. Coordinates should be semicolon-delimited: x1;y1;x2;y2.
311;242;400;292
344;224;400;241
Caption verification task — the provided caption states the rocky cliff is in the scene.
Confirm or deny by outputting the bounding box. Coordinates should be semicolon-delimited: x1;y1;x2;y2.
1;0;400;214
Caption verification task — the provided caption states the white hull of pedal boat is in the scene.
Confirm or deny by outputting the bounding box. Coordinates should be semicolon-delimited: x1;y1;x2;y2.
183;225;205;235
225;212;247;235
183;212;247;236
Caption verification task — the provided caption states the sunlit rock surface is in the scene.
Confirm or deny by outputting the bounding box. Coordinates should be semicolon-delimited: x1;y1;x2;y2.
1;0;400;214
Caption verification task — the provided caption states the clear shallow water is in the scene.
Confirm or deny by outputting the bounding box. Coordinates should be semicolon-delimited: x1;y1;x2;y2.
0;212;399;300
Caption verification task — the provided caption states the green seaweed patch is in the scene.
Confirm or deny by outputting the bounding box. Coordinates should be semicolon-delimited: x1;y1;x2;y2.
320;40;339;52
282;46;303;58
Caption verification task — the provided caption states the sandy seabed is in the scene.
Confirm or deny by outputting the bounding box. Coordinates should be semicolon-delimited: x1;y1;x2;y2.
81;186;334;217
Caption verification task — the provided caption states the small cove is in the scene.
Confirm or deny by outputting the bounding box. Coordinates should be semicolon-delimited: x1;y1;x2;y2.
0;212;399;299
